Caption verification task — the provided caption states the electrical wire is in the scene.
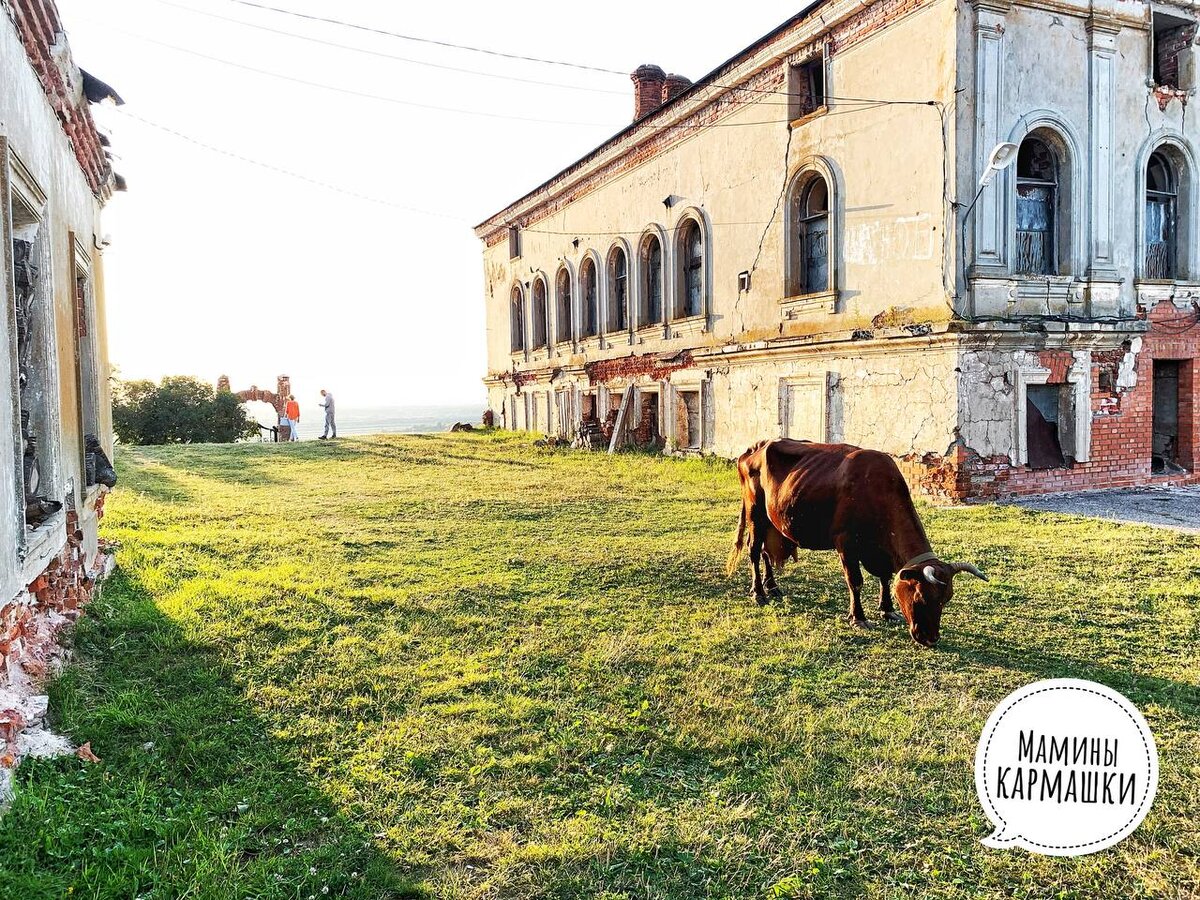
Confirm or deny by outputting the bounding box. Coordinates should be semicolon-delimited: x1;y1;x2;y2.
111;108;473;221
221;0;628;75
142;0;628;95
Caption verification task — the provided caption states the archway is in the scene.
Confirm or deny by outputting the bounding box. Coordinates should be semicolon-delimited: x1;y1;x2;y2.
218;373;293;440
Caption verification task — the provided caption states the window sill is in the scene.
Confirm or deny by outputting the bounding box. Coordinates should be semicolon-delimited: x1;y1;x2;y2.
20;509;67;586
554;340;575;355
669;315;706;338
782;291;836;318
789;105;828;129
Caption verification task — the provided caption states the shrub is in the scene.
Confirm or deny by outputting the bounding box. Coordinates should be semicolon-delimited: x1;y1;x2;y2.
112;376;260;445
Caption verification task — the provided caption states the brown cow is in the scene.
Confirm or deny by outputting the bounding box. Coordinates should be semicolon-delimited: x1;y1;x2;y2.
727;439;986;646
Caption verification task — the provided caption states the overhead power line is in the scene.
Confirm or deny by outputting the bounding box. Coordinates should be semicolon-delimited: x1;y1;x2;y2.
145;0;626;95
221;0;628;76
112;108;472;222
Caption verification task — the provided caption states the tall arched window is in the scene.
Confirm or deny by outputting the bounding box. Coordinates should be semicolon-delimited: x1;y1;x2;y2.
608;246;628;332
509;285;525;353
1146;151;1178;280
796;176;830;294
1015;137;1059;275
581;257;598;338
640;233;663;327
555;267;573;343
531;277;548;349
677;219;704;318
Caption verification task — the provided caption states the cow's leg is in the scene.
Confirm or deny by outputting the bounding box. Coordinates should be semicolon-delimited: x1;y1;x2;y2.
879;576;905;624
839;553;869;627
763;554;783;600
748;538;769;605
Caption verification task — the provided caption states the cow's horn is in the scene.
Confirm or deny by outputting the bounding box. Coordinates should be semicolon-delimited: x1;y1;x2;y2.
950;562;988;581
922;565;943;585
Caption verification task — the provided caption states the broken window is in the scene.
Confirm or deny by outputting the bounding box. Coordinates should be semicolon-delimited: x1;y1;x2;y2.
608;246;628;333
633;389;661;447
509;284;525;353
1015;137;1058;276
1152;360;1184;473
555;267;573;343
508;225;521;260
675;389;701;450
677;219;703;319
1146;151;1178;280
1025;384;1066;469
581;257;598;338
73;245;101;486
1153;13;1196;89
531;277;548;350
795;175;830;294
640;233;663;327
788;55;826;121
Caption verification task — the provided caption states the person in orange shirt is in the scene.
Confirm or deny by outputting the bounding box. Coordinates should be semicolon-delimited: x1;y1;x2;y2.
284;394;301;442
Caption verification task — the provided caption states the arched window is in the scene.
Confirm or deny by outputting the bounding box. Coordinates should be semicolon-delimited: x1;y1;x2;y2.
581;256;599;338
555;267;573;343
531;277;548;349
677;219;704;319
640;233;663;327
509;285;525;353
1015;137;1059;275
1146;151;1178;280
796;176;830;294
608;246;628;332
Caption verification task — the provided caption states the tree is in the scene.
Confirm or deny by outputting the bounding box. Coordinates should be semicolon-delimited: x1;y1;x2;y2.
112;376;260;445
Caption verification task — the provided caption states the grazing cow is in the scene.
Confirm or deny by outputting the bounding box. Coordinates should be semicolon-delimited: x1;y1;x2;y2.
727;439;986;647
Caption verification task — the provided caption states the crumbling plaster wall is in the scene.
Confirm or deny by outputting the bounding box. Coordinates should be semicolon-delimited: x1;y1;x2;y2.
481;0;957;388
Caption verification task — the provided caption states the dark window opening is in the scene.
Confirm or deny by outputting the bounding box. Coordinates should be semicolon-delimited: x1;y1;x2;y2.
581;258;599;337
676;389;701;450
1016;138;1058;275
678;220;703;318
609;247;628;332
555;268;573;343
1026;384;1066;469
796;176;830;294
1153;13;1196;89
1146;151;1178;280
641;235;663;326
789;57;826;120
507;225;521;260
1152;360;1184;474
633;391;661;447
531;278;548;350
509;286;525;353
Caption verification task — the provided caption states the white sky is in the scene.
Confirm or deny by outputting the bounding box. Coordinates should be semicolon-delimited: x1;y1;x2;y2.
57;0;805;408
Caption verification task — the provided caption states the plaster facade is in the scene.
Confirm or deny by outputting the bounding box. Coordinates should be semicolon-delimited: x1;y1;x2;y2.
476;0;1200;500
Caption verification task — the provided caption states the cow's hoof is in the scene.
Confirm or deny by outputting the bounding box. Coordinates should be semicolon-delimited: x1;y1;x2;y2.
768;587;784;600
753;593;771;606
881;611;906;625
849;617;873;629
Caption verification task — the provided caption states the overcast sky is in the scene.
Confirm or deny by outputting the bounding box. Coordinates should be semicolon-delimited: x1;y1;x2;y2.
58;0;805;409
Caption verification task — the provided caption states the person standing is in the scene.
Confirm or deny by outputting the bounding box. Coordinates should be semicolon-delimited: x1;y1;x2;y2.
285;394;301;441
319;389;336;439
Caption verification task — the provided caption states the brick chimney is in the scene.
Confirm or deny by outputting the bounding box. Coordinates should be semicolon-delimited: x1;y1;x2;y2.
631;64;666;120
661;73;692;104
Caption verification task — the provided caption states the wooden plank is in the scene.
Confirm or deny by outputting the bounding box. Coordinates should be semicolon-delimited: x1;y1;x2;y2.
608;385;635;453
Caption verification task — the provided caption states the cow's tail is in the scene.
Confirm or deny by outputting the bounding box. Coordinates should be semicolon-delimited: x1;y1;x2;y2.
726;501;747;577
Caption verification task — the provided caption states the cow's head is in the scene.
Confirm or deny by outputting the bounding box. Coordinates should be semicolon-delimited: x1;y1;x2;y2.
895;560;987;647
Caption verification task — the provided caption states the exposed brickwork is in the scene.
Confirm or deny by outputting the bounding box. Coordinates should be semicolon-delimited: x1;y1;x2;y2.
0;503;108;686
631;64;666;121
585;352;693;385
219;374;292;416
478;0;938;245
2;0;113;196
1154;22;1195;88
902;302;1200;500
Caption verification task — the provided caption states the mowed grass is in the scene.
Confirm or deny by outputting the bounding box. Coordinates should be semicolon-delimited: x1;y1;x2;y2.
0;432;1198;899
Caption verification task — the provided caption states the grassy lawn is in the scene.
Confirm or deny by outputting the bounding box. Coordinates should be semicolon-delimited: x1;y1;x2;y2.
0;431;1197;899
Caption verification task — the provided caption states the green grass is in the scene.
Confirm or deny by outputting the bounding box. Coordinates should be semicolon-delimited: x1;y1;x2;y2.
0;432;1197;899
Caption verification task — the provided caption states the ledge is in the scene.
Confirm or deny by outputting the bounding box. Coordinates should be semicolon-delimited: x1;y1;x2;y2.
788;105;829;129
668;315;706;338
782;290;837;319
20;509;66;587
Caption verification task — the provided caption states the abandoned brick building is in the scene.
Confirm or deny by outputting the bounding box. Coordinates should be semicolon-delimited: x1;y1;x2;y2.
476;0;1200;499
0;0;121;767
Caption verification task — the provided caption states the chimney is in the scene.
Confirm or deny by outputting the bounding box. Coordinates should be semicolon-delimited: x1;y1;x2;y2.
661;73;692;104
631;64;666;120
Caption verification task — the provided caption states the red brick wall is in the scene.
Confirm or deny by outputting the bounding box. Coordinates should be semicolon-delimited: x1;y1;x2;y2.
1155;23;1196;88
908;302;1200;500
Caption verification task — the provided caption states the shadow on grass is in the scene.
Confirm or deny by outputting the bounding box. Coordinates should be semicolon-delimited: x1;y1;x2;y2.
0;569;424;900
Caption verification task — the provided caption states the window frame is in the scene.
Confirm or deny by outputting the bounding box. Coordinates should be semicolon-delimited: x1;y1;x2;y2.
530;274;549;351
607;243;630;335
554;264;574;345
580;254;600;339
783;160;839;316
673;214;708;324
638;229;665;330
509;283;526;354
